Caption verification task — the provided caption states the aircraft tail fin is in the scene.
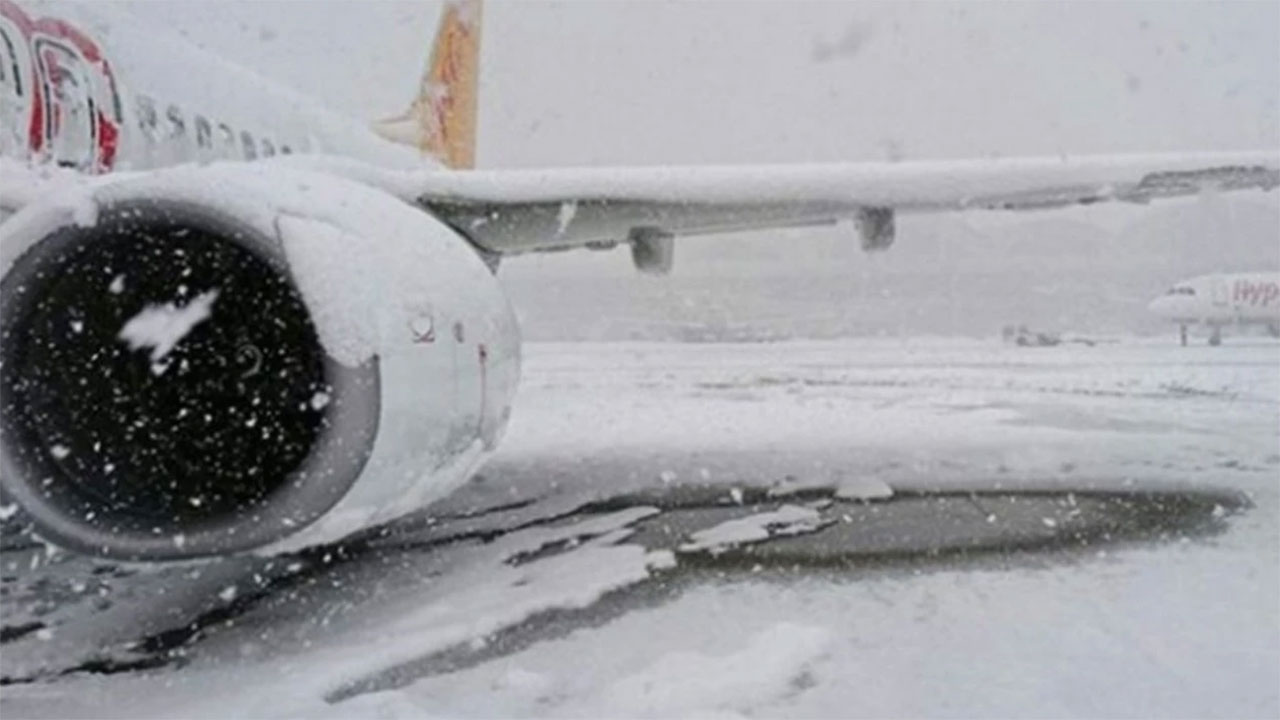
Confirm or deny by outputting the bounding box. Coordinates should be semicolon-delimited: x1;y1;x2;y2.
374;0;482;169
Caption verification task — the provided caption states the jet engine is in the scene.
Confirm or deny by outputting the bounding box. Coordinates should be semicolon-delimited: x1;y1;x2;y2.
0;165;521;560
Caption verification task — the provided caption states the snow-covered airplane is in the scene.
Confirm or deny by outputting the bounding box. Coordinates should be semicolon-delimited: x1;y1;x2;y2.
0;0;1277;561
1148;272;1280;346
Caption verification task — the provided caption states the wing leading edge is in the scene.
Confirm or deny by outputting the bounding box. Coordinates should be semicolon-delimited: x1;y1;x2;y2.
410;151;1279;269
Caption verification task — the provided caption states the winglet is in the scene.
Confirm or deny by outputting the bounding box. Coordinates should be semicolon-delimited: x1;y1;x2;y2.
374;0;482;169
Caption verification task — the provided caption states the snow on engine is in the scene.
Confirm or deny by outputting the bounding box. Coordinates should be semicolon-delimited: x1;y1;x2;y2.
0;164;521;560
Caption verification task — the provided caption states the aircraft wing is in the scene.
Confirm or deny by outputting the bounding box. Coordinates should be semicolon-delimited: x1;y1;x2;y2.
408;151;1280;270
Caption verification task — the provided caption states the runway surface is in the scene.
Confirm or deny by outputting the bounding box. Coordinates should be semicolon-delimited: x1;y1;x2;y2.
2;338;1277;718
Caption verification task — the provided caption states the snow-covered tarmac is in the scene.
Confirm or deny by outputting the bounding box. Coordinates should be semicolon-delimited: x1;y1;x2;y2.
2;338;1277;718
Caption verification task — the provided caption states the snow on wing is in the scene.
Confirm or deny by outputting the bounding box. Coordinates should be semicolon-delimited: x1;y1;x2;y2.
414;151;1280;255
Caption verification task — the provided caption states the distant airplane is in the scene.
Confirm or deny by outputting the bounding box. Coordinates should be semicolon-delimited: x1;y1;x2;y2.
1148;272;1280;345
0;0;1277;560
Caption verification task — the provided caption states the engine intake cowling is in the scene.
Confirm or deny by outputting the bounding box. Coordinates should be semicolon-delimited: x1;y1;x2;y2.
1;198;380;559
0;164;521;560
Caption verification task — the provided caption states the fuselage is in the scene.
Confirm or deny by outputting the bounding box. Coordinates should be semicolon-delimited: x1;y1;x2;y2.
0;0;427;173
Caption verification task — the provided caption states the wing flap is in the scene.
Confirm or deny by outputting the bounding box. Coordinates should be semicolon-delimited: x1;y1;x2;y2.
426;197;851;254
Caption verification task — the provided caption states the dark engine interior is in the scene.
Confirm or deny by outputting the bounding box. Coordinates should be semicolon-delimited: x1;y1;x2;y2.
0;200;379;558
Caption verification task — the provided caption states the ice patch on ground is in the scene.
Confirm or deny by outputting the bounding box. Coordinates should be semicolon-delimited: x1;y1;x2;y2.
835;476;894;500
679;504;829;555
555;200;577;235
767;474;835;497
117;289;220;364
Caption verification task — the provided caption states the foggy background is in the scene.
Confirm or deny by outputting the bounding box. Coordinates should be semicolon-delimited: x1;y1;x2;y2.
124;1;1279;340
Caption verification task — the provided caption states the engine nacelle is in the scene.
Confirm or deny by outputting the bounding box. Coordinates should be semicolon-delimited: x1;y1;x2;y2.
0;164;520;560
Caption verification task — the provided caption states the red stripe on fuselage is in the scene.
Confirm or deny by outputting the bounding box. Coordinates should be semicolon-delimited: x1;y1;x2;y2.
2;0;120;171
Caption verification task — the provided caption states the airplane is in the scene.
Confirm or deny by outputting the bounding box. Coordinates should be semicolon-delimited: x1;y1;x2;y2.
0;0;1276;561
1148;272;1280;346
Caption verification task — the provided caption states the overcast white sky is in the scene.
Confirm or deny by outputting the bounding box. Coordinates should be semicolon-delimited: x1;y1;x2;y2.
123;1;1279;169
